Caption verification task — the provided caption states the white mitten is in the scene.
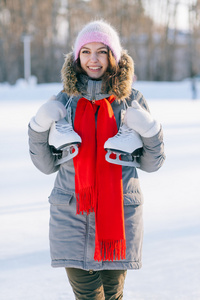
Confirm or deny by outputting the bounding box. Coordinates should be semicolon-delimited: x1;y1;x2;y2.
124;100;160;137
30;98;67;132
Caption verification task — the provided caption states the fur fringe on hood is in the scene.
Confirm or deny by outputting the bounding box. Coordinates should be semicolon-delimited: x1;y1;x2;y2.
61;51;134;101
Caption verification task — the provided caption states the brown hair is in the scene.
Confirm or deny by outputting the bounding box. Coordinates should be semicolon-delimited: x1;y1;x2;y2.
102;48;120;90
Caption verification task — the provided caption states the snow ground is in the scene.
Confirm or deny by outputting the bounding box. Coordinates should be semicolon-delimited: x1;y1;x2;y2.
0;80;200;299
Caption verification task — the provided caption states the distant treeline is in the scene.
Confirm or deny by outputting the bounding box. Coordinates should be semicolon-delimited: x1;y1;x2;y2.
0;0;200;84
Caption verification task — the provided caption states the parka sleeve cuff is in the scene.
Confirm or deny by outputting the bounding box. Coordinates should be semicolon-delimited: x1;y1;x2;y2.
139;127;166;172
141;120;161;138
28;123;49;141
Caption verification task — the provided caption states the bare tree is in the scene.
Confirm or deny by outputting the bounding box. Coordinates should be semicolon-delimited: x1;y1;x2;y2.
0;0;199;83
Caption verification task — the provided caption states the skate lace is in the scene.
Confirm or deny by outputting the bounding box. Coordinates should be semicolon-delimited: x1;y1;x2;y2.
55;122;73;133
115;124;133;138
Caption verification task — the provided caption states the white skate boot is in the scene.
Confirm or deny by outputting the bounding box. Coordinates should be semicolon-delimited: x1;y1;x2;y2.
104;124;143;167
49;118;81;165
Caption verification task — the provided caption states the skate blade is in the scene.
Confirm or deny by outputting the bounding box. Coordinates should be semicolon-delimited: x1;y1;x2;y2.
105;150;140;168
56;142;81;151
55;144;79;166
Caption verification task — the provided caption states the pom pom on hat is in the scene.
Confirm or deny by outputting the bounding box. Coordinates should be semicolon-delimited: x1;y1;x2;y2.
74;20;122;62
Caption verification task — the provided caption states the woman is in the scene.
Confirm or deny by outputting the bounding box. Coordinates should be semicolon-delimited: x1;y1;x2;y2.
28;20;165;300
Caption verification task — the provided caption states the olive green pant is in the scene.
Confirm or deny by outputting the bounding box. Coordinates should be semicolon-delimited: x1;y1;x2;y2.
66;268;127;300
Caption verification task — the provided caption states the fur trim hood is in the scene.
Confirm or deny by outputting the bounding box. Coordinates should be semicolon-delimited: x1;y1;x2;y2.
61;51;134;101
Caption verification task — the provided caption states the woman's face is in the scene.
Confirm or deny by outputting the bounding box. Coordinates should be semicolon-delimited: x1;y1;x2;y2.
79;42;109;79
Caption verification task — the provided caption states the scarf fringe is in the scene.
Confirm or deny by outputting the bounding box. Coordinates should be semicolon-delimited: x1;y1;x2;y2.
76;186;95;215
94;239;126;262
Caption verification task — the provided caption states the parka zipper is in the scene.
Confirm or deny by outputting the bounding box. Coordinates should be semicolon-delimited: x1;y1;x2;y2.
91;81;96;101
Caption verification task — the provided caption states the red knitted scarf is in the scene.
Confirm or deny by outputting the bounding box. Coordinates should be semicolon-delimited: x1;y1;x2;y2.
73;95;126;261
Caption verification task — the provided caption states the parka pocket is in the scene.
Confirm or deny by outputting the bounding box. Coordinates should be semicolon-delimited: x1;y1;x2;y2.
122;167;143;206
123;191;144;206
48;188;73;205
123;179;144;206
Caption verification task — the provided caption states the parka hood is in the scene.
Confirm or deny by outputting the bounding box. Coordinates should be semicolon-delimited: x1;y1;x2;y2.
61;51;134;102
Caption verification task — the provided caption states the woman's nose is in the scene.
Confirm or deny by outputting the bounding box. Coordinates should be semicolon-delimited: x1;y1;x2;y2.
90;52;98;62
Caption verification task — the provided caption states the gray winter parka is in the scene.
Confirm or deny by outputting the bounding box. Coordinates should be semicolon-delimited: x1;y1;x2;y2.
28;52;165;271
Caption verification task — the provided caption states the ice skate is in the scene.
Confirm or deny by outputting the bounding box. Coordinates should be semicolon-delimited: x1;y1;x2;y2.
104;124;143;167
49;118;82;165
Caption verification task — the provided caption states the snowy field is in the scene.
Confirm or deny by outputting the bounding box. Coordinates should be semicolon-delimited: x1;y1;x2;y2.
0;80;200;300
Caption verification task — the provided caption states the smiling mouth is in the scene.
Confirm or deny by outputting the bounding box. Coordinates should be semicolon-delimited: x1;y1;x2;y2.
88;66;102;71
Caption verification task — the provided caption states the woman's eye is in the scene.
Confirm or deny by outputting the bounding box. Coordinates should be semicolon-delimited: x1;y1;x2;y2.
99;51;107;54
81;50;90;54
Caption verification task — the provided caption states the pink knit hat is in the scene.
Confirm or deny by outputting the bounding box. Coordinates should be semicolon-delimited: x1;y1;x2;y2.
74;20;122;62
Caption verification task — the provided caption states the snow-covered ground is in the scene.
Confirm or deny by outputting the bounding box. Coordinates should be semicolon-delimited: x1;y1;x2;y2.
0;80;200;299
